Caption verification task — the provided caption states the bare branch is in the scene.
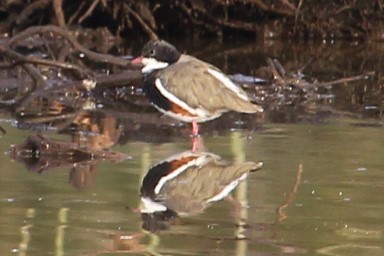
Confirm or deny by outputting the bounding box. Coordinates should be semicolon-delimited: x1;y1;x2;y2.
125;4;158;40
16;0;51;25
53;0;66;27
6;25;132;67
78;0;101;23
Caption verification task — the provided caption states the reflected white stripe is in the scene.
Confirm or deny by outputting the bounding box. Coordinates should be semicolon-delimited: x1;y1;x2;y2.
207;173;248;202
154;155;209;194
140;197;167;213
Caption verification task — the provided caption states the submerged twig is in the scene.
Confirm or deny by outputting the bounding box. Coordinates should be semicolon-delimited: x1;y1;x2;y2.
278;164;303;222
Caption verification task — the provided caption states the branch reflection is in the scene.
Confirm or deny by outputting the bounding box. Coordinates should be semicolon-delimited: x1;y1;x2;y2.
9;132;127;189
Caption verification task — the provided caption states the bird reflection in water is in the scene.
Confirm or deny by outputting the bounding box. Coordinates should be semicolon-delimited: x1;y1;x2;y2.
139;150;263;232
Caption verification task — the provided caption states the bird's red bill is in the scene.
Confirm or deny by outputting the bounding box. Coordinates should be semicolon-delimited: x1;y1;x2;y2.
131;56;143;64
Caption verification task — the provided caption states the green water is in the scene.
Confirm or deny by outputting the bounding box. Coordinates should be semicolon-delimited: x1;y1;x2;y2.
0;120;383;256
1;37;383;255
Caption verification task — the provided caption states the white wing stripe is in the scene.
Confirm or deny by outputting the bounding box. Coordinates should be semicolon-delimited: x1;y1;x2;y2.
207;68;249;101
155;78;211;118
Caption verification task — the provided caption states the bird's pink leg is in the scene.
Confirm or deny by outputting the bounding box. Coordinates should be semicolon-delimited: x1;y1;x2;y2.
191;121;199;137
191;136;199;152
191;135;206;152
191;122;200;152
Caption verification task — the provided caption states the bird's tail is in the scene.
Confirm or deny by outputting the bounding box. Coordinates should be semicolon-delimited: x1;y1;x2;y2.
229;98;263;113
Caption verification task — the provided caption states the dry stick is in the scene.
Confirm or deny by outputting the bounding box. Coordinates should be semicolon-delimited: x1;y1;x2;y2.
178;3;219;33
317;71;375;87
335;4;354;14
16;63;52;108
95;70;142;87
22;64;47;88
244;0;270;11
100;0;108;7
182;2;258;32
267;58;286;82
17;113;78;125
135;2;157;29
272;59;287;77
41;33;58;62
53;0;66;27
7;25;132;67
125;4;158;40
67;1;87;25
57;43;72;63
297;57;313;75
280;0;298;11
278;164;303;222
0;46;89;77
268;58;374;89
16;0;51;25
297;0;304;15
232;0;295;16
0;63;45;105
78;0;101;23
216;18;258;32
294;0;304;33
0;84;30;105
0;71;28;105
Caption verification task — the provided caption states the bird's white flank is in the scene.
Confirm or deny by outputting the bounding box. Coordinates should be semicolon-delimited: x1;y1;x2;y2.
154;78;214;122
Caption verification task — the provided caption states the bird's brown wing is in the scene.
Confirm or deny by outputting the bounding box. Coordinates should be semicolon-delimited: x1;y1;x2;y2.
157;57;262;113
161;160;261;214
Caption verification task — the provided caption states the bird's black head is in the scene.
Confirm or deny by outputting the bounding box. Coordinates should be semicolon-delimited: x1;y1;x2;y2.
142;40;181;64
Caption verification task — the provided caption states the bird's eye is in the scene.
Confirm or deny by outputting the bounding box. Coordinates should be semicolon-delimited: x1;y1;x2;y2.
150;49;155;56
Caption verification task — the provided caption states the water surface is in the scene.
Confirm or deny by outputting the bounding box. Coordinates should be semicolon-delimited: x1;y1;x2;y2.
0;40;384;256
